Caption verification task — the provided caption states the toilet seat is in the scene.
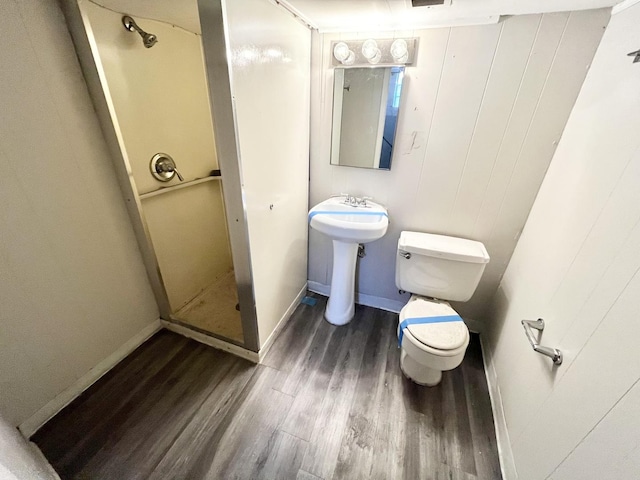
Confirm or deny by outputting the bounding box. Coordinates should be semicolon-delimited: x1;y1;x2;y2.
399;297;469;355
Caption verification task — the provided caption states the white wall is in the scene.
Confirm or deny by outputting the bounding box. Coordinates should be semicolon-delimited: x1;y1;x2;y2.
486;4;640;478
0;415;58;480
0;0;158;428
224;0;311;347
80;1;234;311
308;10;609;321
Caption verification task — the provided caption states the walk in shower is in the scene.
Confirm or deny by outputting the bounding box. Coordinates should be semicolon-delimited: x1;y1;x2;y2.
70;0;253;348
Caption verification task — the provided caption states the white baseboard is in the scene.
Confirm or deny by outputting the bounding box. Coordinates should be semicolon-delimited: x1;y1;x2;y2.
161;320;259;363
307;281;489;336
258;283;307;362
307;281;405;313
480;335;518;480
19;319;162;438
306;281;330;298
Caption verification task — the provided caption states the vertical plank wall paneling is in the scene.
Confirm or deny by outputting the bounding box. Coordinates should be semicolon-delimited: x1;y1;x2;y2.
308;10;610;322
486;4;640;479
550;380;640;479
0;0;158;427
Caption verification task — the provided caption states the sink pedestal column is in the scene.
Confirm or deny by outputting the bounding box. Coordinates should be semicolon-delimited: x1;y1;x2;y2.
325;240;359;325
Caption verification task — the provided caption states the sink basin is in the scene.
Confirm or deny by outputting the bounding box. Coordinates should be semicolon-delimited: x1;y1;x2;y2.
309;197;389;243
309;196;389;326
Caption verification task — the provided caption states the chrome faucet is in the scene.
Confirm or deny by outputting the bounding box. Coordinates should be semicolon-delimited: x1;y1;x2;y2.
330;193;354;204
329;193;373;207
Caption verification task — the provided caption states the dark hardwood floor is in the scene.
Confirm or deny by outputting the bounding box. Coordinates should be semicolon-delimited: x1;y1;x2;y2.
32;293;502;480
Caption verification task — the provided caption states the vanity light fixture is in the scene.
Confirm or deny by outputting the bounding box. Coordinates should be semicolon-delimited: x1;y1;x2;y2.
331;37;418;67
361;39;382;64
343;51;356;65
333;42;355;65
390;39;409;63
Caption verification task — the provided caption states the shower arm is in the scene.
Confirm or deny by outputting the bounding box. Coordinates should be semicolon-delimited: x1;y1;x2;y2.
122;15;157;48
122;16;143;36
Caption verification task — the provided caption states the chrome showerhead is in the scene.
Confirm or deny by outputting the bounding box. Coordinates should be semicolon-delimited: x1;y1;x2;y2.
141;32;158;48
122;15;158;48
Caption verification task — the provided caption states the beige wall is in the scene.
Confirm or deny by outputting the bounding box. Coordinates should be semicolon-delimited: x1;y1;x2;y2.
308;10;609;321
143;181;232;310
80;0;218;194
81;0;233;311
224;0;311;347
486;4;640;479
0;0;158;427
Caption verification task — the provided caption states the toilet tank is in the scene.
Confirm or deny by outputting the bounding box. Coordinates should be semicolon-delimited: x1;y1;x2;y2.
396;231;490;302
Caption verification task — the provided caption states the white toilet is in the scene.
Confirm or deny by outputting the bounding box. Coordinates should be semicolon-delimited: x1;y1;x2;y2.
395;231;490;386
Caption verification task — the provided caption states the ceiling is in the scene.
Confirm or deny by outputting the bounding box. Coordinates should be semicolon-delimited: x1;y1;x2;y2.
90;0;202;33
284;0;619;31
94;0;620;34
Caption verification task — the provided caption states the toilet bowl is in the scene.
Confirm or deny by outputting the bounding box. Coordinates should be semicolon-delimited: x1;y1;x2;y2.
397;295;469;386
395;231;489;386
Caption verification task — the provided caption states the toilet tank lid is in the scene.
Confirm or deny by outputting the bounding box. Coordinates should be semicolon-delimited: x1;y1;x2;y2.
399;231;490;264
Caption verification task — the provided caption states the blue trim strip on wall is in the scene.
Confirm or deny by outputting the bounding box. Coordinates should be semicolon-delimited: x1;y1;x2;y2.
308;210;388;221
398;314;463;347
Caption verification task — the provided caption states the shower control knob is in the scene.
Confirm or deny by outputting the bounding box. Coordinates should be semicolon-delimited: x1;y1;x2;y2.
150;153;183;182
172;166;184;182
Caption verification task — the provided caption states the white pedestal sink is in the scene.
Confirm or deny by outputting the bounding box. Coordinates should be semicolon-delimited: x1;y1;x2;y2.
309;196;389;325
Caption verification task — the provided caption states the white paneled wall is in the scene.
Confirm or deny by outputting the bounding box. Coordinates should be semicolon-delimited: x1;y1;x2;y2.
486;4;640;478
224;0;311;347
308;10;609;321
0;414;57;479
0;0;158;427
550;380;640;479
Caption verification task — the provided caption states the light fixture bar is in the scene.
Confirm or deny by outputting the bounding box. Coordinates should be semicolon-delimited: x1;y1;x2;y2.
331;38;418;67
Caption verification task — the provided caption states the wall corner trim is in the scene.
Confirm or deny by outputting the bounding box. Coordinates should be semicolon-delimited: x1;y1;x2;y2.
480;335;518;480
258;283;308;362
612;0;640;15
19;320;162;438
272;0;318;30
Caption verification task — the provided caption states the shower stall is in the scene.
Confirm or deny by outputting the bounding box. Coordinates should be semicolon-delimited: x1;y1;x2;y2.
61;0;311;358
69;0;256;350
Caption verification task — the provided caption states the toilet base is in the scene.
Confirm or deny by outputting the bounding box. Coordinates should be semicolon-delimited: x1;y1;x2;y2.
400;350;442;386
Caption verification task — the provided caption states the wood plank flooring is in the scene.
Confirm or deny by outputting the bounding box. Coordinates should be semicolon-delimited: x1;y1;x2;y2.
32;293;502;479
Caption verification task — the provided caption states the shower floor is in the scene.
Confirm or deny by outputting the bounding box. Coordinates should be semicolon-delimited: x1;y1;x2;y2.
175;269;243;343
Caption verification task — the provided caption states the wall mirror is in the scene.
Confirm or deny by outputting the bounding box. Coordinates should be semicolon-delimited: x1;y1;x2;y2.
330;66;405;170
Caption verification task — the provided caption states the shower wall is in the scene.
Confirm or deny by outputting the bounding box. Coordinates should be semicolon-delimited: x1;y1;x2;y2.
223;0;311;347
80;0;233;311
